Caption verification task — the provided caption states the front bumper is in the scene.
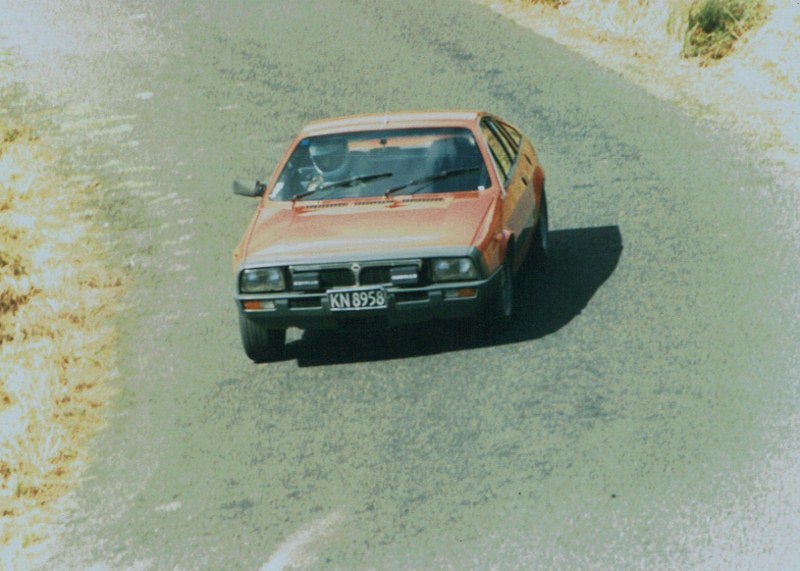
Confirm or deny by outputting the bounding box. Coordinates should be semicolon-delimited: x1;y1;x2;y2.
235;267;503;331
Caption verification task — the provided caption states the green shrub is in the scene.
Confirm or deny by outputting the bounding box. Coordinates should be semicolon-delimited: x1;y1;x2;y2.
682;0;768;60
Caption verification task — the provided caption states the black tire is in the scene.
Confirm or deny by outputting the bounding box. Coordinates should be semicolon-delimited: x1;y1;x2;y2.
530;191;549;265
492;252;515;331
238;314;286;363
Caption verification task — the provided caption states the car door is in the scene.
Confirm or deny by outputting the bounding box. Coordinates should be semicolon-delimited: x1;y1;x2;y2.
480;117;537;268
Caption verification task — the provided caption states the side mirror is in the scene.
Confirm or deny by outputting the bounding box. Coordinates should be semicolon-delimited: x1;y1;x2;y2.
232;179;266;197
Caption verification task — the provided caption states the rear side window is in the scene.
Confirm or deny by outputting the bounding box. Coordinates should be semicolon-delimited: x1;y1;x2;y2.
497;121;522;150
480;120;513;181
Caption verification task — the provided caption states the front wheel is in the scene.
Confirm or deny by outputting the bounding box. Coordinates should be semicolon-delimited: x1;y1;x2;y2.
491;254;515;331
238;314;286;363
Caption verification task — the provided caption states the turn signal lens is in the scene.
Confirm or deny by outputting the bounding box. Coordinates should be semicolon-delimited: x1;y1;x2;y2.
444;287;477;299
242;300;276;311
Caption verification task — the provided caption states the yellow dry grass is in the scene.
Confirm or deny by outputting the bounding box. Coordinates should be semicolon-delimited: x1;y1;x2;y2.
0;108;120;567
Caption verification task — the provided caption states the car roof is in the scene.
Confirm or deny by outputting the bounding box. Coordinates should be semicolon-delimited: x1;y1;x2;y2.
299;110;486;137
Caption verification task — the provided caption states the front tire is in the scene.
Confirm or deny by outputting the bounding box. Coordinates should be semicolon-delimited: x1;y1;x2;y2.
238;314;286;363
492;253;515;331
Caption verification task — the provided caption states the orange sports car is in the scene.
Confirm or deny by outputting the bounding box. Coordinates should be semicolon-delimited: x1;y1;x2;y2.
232;111;548;362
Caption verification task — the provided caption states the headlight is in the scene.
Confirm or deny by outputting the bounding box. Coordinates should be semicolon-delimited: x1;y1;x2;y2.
240;267;286;293
432;257;478;282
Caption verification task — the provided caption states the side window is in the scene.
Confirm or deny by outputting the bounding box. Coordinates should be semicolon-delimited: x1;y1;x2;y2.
480;121;513;181
497;121;522;152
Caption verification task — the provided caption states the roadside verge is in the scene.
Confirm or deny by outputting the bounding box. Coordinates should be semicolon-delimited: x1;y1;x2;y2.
0;79;121;568
474;0;800;189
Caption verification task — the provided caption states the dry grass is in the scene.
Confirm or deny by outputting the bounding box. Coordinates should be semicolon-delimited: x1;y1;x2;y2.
0;103;121;568
522;0;569;7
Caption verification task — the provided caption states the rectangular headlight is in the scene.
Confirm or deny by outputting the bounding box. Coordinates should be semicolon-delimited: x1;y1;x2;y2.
240;267;286;293
431;257;478;282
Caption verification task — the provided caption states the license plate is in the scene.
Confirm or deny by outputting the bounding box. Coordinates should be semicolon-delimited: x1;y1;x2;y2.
328;288;387;311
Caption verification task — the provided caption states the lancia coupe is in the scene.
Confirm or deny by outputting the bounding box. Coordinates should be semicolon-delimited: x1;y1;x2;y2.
232;111;548;362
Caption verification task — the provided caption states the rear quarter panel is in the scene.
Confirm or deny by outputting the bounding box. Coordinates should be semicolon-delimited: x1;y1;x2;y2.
500;135;540;272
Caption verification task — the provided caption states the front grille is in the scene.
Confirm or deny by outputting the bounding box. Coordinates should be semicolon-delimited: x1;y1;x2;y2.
360;267;391;285
319;269;355;288
289;260;425;292
395;291;428;303
289;298;322;309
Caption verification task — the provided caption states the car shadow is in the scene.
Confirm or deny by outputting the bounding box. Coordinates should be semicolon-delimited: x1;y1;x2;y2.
290;225;623;367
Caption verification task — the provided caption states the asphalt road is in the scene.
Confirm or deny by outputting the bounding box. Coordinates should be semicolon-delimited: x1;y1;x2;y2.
3;0;799;569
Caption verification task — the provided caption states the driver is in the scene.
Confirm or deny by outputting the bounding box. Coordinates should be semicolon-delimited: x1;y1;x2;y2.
308;138;351;187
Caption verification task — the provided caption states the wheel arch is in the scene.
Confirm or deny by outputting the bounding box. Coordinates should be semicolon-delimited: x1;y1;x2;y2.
498;230;518;273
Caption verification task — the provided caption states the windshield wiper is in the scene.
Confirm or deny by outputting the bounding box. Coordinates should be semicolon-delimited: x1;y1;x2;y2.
318;171;394;191
384;166;481;198
292;171;394;202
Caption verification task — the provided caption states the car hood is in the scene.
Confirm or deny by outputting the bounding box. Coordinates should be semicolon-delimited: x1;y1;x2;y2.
242;192;495;266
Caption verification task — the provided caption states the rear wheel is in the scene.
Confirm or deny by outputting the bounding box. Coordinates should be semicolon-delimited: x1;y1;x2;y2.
530;191;549;265
238;314;286;363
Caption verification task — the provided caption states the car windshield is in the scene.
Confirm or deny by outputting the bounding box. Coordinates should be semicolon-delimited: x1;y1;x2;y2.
269;127;490;201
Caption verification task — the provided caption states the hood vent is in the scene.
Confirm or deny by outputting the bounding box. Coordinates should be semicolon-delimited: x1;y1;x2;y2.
300;197;445;211
300;202;350;211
